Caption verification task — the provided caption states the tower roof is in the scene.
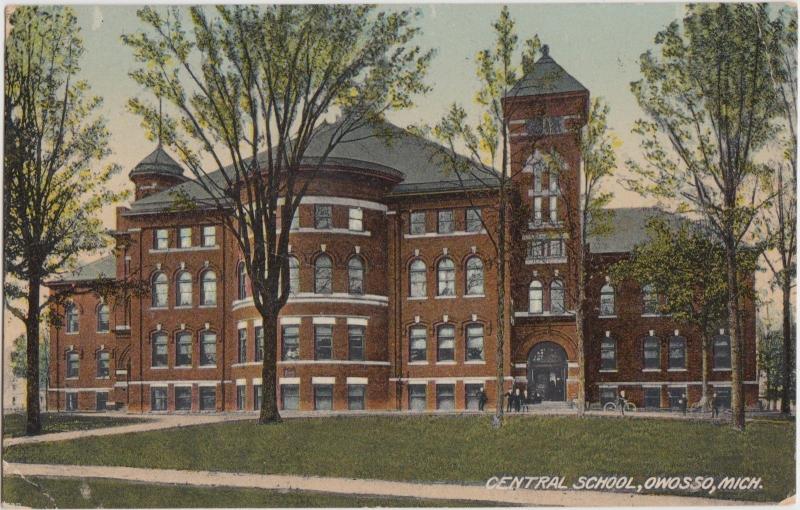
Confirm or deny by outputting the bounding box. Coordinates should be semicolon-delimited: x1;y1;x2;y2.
129;145;185;178
505;45;588;98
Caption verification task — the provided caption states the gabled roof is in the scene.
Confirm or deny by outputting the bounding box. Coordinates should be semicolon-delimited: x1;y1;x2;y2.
505;45;588;99
588;207;684;254
47;255;116;284
130;145;186;178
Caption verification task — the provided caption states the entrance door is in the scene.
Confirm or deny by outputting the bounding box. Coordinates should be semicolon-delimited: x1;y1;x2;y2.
527;342;567;401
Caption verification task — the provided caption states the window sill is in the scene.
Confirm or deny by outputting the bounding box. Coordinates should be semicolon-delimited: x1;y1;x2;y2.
174;366;192;370
598;315;617;319
436;361;457;365
408;361;428;365
465;360;486;364
175;305;193;310
642;368;661;372
464;294;485;299
640;314;662;318
96;377;110;380
149;246;218;254
65;332;79;336
712;368;731;372
96;331;110;335
434;295;456;300
199;365;218;369
150;366;169;370
199;305;217;309
667;368;687;372
149;307;169;311
598;369;618;373
407;297;428;301
65;377;79;381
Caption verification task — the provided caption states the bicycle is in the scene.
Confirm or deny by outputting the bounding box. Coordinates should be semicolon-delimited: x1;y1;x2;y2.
603;399;637;413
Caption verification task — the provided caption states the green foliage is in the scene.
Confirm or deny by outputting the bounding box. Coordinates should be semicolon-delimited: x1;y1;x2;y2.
579;98;617;239
758;327;795;401
2;413;147;439
9;334;49;385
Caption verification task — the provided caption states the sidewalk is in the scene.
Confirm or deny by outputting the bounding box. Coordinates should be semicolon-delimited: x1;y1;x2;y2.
3;462;752;507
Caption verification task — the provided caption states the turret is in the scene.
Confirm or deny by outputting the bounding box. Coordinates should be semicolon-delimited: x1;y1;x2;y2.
129;144;188;201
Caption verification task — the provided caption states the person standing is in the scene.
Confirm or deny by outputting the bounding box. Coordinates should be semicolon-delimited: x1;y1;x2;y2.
522;389;529;412
505;389;513;413
710;392;718;419
617;390;627;416
478;388;488;412
514;388;522;412
680;393;688;416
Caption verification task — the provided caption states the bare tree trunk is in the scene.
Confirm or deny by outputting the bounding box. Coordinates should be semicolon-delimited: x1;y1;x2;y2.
574;243;587;416
494;187;507;426
701;332;709;404
780;272;792;415
259;309;281;423
725;243;745;431
25;276;42;435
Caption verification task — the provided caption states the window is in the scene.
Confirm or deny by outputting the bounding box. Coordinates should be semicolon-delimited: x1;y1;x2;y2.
199;386;216;411
255;326;264;362
96;392;108;411
348;326;365;361
528;240;546;260
667;387;684;409
549;238;563;258
601;337;616;370
549;196;558;223
437;325;455;362
466;324;484;361
96;351;110;378
314;385;333;410
348;385;366;410
282;385;299;410
465;384;483;410
348;208;363;231
236;385;246;410
529;280;543;314
176;271;192;306
314;255;332;294
315;325;332;360
67;351;79;378
436;384;455;410
151;387;167;411
200;270;217;306
152;272;168;308
410;212;426;234
409;384;427;411
288;257;299;295
178;227;192;248
437;258;455;296
533;197;542;222
154;229;168;250
550;280;565;314
238;328;247;363
409;326;427;362
549;168;559;193
669;336;686;369
175;387;192;411
315;205;332;229
65;304;79;333
643;336;660;370
282;325;299;361
642;284;658;315
237;262;247;300
713;334;731;369
96;304;110;333
466;208;482;232
599;388;617;405
202;226;216;247
530;153;544;193
348;257;364;295
600;284;615;316
290;211;300;230
200;331;217;366
714;387;731;409
152;332;168;367
644;388;661;409
65;393;78;411
254;384;263;410
465;257;484;296
176;332;192;366
409;259;427;298
437;210;454;233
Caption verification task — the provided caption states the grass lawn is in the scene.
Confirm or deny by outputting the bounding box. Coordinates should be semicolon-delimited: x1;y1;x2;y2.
2;413;148;438
4;415;795;502
1;476;492;508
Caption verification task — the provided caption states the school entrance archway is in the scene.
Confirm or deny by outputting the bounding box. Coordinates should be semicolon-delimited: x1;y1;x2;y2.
527;342;567;401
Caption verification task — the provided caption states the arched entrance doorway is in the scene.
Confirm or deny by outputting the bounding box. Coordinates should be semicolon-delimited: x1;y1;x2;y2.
527;342;567;401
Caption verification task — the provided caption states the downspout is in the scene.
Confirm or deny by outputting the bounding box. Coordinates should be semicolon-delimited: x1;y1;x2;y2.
220;222;227;411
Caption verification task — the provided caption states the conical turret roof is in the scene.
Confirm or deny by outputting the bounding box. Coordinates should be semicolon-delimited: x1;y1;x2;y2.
505;45;587;98
130;144;185;178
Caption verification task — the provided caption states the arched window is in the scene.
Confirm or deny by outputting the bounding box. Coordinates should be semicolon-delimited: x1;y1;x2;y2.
200;270;217;306
348;256;364;295
600;284;615;316
465;257;484;296
437;258;455;296
529;281;543;314
642;284;659;315
96;351;110;378
409;259;427;298
237;262;247;300
176;271;192;306
601;336;616;370
176;332;192;367
152;332;168;367
288;257;300;295
713;334;731;369
96;304;109;333
314;254;333;294
151;272;168;308
550;280;565;314
525;151;545;193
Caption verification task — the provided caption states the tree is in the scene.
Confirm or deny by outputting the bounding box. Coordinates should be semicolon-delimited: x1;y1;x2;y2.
4;7;127;434
611;217;757;405
11;333;49;388
757;326;793;410
122;5;432;423
626;4;779;430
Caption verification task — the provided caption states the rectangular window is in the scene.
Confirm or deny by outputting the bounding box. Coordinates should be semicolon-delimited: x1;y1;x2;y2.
549;196;558;223
466;208;482;232
436;384;455;410
549;169;559;193
199;387;216;411
152;335;168;368
154;229;168;250
644;388;661;409
713;335;731;369
669;337;686;369
348;385;366;410
465;384;483;411
714;387;731;409
533;197;542;222
238;328;247;364
66;393;78;411
282;384;299;410
437;325;455;362
410;212;426;235
151;387;167;411
96;392;108;411
282;325;299;361
176;334;192;367
643;337;660;370
236;385;246;410
667;387;684;409
175;387;192;411
315;205;332;229
314;325;333;360
67;352;80;378
437;210;454;233
409;327;427;362
200;332;217;366
549;238;563;258
409;384;427;411
254;384;263;411
599;388;617;405
528;240;546;260
348;208;363;231
601;338;616;371
96;352;110;378
202;226;216;247
178;227;192;248
314;384;333;410
255;326;264;362
348;326;365;361
466;325;484;361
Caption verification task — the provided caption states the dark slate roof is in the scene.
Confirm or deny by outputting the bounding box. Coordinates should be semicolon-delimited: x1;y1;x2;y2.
129;145;186;178
48;255;116;284
588;207;683;254
505;45;588;98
